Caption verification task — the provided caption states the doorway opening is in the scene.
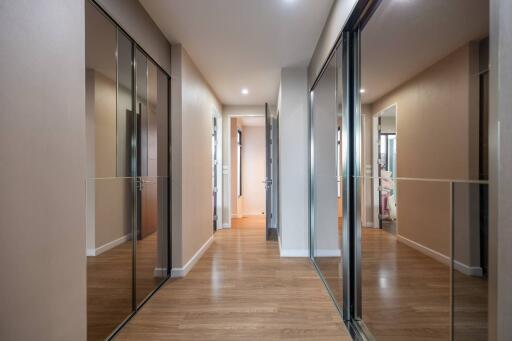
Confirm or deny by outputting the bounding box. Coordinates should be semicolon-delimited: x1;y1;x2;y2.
229;115;266;228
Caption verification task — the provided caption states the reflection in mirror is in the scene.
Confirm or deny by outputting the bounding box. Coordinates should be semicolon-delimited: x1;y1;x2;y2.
85;2;133;340
85;2;170;339
359;0;489;339
117;30;134;177
311;52;344;308
453;182;488;341
136;55;169;306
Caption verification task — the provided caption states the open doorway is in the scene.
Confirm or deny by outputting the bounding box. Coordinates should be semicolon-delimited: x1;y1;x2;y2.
230;115;266;223
373;104;397;234
223;105;279;240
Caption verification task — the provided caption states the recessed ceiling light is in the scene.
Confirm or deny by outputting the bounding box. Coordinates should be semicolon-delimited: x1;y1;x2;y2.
360;88;366;93
241;88;249;95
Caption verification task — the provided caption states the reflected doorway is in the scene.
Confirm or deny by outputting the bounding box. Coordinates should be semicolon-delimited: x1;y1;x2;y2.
373;104;397;234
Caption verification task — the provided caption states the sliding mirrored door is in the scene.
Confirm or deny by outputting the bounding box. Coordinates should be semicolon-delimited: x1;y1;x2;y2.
134;48;170;307
86;3;134;339
85;2;171;339
310;48;346;312
354;0;490;339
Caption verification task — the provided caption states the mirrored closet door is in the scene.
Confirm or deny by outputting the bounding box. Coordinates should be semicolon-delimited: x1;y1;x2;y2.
85;1;170;340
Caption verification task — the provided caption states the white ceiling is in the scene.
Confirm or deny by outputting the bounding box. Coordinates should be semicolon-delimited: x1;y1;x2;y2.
140;0;334;106
361;0;489;104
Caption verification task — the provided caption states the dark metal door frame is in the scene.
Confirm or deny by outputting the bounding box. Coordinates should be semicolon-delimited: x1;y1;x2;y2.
212;116;218;231
265;103;273;240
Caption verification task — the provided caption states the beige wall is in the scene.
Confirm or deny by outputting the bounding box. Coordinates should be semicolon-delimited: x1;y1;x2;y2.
370;43;479;258
0;1;86;340
241;126;266;216
171;45;222;269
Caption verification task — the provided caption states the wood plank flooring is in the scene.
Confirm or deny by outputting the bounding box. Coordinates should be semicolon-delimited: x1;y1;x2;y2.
116;217;351;340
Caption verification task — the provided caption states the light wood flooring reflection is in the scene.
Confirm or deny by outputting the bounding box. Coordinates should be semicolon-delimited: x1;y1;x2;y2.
314;225;488;341
87;233;166;341
116;217;351;340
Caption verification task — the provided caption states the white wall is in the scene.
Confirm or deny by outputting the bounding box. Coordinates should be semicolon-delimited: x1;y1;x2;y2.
241;126;266;216
0;1;86;339
278;68;310;256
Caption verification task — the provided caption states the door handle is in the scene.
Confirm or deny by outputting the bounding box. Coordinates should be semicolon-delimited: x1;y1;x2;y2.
136;177;155;191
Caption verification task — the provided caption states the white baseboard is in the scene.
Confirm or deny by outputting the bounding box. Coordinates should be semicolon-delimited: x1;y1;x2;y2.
314;249;341;257
280;249;309;257
153;267;168;278
86;233;130;257
171;235;214;278
222;223;231;229
397;235;483;277
231;213;243;219
454;260;483;277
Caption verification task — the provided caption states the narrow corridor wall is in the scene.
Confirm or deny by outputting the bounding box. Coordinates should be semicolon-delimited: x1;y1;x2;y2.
0;1;86;339
171;45;222;274
278;68;310;256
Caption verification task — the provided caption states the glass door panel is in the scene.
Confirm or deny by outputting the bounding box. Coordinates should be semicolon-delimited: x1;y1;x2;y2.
85;2;133;339
311;52;344;309
135;51;169;306
357;0;489;339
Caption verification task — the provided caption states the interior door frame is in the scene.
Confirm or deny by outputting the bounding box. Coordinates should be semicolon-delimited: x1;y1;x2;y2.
265;103;273;239
212;110;223;231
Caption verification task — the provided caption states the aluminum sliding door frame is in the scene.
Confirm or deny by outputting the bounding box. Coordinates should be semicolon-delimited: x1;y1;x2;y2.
344;1;389;339
308;0;382;340
341;31;355;323
308;49;346;321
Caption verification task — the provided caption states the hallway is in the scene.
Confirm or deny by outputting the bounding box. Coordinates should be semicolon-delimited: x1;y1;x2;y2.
116;217;351;340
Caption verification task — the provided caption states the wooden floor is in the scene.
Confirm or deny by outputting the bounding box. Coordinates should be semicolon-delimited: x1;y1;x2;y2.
314;225;488;341
116;217;351;340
